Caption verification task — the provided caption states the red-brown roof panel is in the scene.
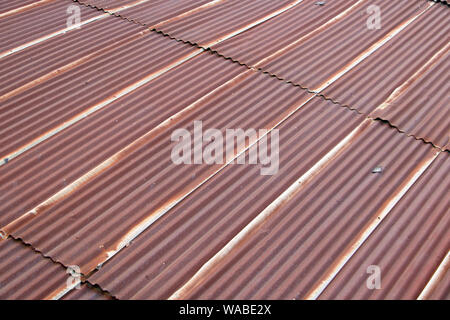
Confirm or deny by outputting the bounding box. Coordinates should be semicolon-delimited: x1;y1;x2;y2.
117;0;213;26
321;4;449;113
156;0;303;47
78;0;142;10
0;237;72;300
371;49;450;150
0;16;146;97
424;265;450;300
61;283;113;300
0;1;102;54
0;31;197;163
0;53;245;231
6;70;312;276
212;0;359;66
176;121;439;299
88;97;365;299
258;0;431;90
0;0;44;15
319;152;449;299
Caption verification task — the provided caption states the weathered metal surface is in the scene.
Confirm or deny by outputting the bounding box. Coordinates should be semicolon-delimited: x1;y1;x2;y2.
0;1;102;54
321;4;449;113
0;0;448;300
172;121;439;299
88;97;365;299
0;0;50;17
115;0;213;26
0;53;245;231
258;0;431;90
61;283;113;300
371;48;450;150
77;0;148;10
155;0;305;47
0;30;198;165
0;16;145;98
319;152;449;299
423;259;449;300
212;0;360;66
6;69;312;276
0;237;72;300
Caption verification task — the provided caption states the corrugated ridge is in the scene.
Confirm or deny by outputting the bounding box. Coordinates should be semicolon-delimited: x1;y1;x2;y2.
319;152;449;299
178;121;438;299
113;0;213;26
423;260;450;300
88;97;365;299
0;53;245;229
152;0;302;47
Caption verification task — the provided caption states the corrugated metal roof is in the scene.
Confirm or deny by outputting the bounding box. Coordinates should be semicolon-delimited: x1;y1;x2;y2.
153;0;306;47
212;0;360;65
318;152;449;299
0;237;74;300
88;97;365;299
0;52;242;230
321;4;449;114
0;0;448;300
371;49;449;150
257;0;432;90
61;283;113;300
0;26;198;166
5;69;312;275
169;121;440;299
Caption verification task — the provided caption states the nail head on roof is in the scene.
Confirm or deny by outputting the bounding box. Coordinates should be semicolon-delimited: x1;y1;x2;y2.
372;166;383;174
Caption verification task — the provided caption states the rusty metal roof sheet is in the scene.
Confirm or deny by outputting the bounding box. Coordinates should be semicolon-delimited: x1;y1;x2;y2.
171;121;440;299
0;52;242;229
0;0;448;300
371;49;450;150
61;283;113;300
0;26;197;166
212;0;359;66
153;0;305;47
0;237;72;300
5;68;312;275
318;152;449;299
88;97;365;299
0;1;102;54
321;4;449;114
257;0;432;90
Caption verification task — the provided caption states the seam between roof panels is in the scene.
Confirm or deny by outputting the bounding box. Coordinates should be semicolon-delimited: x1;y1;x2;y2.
73;0;448;151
